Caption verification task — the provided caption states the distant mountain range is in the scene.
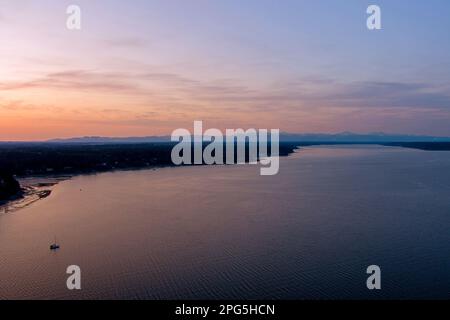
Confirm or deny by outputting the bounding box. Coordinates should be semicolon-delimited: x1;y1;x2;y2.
279;132;450;142
47;136;172;143
44;132;450;144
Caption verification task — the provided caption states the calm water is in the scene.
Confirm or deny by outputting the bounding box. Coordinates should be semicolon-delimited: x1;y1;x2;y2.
0;145;449;299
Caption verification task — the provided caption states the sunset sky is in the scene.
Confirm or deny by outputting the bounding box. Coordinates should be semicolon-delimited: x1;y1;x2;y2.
1;0;450;140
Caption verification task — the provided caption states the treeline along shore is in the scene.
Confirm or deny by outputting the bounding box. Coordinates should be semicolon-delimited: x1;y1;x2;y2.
0;141;297;202
0;141;449;202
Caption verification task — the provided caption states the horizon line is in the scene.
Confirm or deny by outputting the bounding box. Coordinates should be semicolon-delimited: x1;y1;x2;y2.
1;131;450;143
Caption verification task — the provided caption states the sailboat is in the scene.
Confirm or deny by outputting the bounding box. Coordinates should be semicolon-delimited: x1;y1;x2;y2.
50;236;60;250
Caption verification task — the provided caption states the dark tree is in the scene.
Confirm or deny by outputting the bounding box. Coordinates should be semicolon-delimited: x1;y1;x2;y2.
0;172;22;201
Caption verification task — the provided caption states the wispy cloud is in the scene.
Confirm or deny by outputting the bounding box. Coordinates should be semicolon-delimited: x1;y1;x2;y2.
0;70;138;92
0;99;62;113
104;37;147;48
326;81;450;109
2;68;450;111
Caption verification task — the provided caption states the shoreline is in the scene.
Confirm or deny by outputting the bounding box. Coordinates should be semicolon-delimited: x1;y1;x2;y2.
0;145;300;213
0;178;62;214
1;142;449;213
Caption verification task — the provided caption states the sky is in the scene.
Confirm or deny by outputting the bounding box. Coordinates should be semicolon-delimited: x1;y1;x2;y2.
1;0;450;140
